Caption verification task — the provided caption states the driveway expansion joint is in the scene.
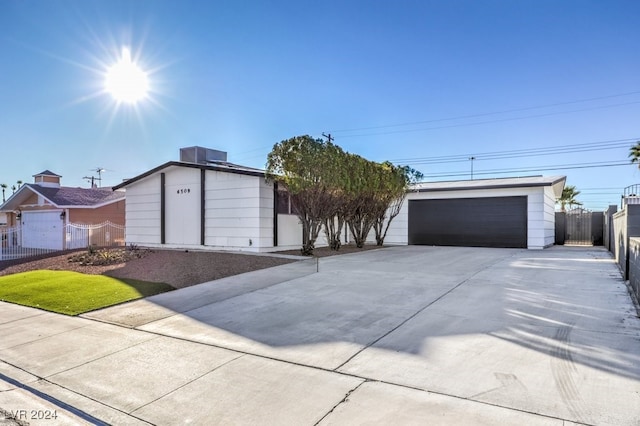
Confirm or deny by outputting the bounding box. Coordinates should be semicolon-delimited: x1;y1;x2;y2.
129;353;245;416
333;252;518;371
42;334;162;380
0;369;110;426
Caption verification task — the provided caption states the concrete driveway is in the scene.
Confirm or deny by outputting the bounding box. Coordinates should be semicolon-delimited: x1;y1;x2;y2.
1;246;639;425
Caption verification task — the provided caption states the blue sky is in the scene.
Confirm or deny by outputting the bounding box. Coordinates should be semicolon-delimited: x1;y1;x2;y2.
1;0;639;210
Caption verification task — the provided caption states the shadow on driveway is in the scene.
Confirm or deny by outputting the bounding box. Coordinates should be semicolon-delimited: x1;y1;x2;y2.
84;245;640;425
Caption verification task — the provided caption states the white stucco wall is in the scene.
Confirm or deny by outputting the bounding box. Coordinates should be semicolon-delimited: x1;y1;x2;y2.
276;214;332;249
203;169;273;250
385;186;555;249
124;165;277;252
542;186;557;247
277;214;302;248
123;173;162;245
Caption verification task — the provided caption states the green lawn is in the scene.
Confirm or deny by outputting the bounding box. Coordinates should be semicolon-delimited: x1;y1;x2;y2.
0;270;174;315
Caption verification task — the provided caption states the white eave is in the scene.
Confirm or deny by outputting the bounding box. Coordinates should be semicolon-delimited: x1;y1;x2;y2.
410;175;566;199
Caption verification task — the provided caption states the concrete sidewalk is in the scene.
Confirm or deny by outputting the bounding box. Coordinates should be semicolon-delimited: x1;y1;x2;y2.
1;246;639;425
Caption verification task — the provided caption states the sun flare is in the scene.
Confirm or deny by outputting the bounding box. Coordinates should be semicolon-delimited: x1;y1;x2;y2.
105;47;149;104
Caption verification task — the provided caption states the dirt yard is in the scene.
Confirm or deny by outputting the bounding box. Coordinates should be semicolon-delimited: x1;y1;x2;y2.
0;249;296;289
0;244;385;289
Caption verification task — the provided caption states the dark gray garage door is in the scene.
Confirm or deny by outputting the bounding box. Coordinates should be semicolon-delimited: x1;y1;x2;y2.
408;196;528;248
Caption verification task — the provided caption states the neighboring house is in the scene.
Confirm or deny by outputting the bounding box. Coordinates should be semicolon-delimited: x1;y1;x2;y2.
0;170;125;250
115;146;565;252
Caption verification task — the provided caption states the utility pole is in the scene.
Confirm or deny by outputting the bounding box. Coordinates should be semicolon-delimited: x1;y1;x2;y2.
83;176;97;188
469;156;476;180
86;167;106;187
322;133;334;143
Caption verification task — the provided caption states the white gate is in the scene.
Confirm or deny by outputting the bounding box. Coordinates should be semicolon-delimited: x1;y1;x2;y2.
1;221;126;262
65;221;125;249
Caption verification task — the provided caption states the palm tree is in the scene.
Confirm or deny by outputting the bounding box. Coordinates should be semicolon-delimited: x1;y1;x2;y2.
0;183;6;202
629;141;640;168
557;185;582;212
11;185;16;194
16;180;23;188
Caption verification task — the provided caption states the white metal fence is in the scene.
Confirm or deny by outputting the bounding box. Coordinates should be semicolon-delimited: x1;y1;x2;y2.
65;221;125;249
0;221;125;261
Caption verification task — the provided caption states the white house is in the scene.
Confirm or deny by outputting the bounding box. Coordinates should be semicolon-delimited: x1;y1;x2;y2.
115;147;565;251
113;147;305;252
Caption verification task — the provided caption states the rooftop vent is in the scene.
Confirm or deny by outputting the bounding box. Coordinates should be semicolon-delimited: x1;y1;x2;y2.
180;146;228;164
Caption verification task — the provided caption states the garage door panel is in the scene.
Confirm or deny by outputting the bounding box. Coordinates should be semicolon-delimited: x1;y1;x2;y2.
408;197;527;248
22;211;63;250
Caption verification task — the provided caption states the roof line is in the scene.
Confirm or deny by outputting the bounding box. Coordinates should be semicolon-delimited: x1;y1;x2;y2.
416;174;546;185
25;184;59;207
113;161;266;190
412;176;566;193
0;184;125;211
0;184;61;209
55;197;124;209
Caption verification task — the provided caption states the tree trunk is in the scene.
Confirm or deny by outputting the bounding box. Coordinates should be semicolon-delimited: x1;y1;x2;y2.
323;215;344;250
373;218;385;246
348;212;375;248
300;215;323;255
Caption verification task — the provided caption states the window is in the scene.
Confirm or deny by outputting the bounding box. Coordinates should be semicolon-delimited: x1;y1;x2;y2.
276;189;298;215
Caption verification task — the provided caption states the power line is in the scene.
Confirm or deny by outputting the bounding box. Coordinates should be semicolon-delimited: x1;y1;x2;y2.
333;101;640;139
329;90;640;134
392;138;636;161
579;192;621;195
395;139;637;166
420;160;629;179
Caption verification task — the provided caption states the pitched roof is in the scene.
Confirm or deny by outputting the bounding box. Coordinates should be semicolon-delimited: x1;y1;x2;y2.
0;184;124;211
26;184;125;207
33;170;62;177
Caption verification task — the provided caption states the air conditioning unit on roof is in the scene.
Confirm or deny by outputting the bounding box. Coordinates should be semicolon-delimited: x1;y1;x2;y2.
180;147;228;164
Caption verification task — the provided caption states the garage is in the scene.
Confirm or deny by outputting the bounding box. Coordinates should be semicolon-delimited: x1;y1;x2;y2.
408;196;528;248
21;211;63;250
383;175;566;250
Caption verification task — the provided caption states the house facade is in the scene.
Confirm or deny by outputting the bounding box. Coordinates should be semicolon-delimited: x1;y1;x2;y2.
116;147;565;252
0;171;125;250
114;149;309;252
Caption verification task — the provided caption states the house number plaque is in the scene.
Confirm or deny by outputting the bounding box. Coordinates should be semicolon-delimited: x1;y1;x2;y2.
176;188;191;194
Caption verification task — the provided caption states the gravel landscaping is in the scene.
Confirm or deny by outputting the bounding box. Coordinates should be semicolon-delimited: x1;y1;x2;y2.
276;244;385;258
0;244;385;289
0;249;297;289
